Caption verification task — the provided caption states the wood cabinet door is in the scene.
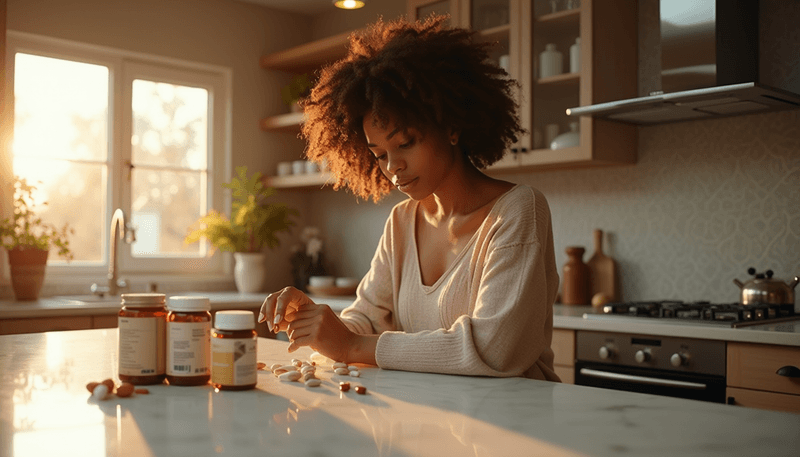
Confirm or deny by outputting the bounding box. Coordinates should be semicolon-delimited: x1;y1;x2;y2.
727;342;800;396
726;387;800;413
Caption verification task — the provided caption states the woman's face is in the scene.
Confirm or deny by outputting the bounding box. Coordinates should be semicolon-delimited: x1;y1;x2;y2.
362;111;456;200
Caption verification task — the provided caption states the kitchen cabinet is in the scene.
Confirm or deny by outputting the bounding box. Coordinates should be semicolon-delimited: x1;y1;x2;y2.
551;328;575;384
726;342;800;413
0;316;94;335
260;0;637;189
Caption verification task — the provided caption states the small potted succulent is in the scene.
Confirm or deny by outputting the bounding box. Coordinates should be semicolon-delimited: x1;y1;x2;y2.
185;166;297;292
281;73;313;113
0;177;74;300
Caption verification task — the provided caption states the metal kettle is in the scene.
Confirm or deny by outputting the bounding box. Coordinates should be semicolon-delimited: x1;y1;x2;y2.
733;268;799;306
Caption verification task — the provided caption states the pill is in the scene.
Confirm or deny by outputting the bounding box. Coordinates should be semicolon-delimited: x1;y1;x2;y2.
347;365;359;371
301;366;316;375
91;383;109;401
134;388;150;394
304;378;322;387
278;365;298;372
339;382;350;392
302;372;316;382
257;362;268;371
101;378;116;393
86;381;100;393
116;382;135;397
301;361;312;368
291;359;303;367
349;370;360;377
278;371;302;382
270;363;282;371
334;367;349;375
332;362;348;369
355;386;367;395
273;368;289;375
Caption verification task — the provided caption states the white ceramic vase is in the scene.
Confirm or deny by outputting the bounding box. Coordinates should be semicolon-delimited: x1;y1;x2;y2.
233;252;267;293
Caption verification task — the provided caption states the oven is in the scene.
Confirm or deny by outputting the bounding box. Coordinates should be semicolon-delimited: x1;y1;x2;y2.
574;330;727;403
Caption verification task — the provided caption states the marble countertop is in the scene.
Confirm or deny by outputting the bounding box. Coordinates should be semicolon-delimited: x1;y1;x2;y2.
2;328;797;457
1;295;798;346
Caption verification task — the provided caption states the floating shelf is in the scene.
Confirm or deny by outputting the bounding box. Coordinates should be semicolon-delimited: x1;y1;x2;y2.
259;30;352;74
264;172;333;189
260;112;304;132
479;23;511;42
536;72;580;86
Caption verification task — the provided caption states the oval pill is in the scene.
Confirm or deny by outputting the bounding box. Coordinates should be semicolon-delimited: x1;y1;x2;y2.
304;378;322;387
278;371;302;382
332;362;348;369
301;366;316;374
349;370;360;377
339;382;350;392
334;367;349;375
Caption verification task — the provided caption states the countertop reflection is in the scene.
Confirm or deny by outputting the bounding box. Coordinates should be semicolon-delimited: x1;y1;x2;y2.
1;329;798;457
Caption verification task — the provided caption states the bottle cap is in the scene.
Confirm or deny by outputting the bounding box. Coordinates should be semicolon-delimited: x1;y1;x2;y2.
168;296;211;312
215;310;255;330
121;293;166;307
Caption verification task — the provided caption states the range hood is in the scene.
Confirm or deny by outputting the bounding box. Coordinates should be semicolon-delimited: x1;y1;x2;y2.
567;0;800;125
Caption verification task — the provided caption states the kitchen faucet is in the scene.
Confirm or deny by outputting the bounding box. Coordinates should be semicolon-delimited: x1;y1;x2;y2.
91;208;136;297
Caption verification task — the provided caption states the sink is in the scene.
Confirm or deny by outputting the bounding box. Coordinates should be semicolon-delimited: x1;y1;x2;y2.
53;295;122;306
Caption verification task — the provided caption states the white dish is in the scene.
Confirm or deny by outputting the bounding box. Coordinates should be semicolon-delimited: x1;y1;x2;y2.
550;131;579;149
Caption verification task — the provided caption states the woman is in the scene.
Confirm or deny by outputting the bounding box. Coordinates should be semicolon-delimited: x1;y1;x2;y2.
259;15;560;381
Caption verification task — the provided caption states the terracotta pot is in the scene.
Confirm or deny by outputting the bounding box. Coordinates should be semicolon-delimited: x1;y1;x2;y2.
7;247;49;301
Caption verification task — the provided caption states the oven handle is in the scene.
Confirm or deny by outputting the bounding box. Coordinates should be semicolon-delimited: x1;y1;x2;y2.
579;368;708;390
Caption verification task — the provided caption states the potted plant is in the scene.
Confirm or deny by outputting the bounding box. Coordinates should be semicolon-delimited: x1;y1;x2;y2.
281;73;313;113
0;177;74;300
185;166;297;293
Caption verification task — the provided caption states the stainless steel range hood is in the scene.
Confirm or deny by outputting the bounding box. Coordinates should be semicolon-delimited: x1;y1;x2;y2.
567;0;800;125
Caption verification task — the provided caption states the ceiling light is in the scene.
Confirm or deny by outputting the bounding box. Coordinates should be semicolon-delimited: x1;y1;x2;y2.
333;0;365;10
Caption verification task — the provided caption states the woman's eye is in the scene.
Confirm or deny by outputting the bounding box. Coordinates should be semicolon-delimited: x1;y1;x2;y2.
399;139;414;149
374;154;387;161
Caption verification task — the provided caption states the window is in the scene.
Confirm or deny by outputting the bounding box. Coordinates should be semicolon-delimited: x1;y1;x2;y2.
7;32;231;280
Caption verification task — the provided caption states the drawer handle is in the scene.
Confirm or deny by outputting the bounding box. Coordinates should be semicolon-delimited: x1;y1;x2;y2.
776;365;800;378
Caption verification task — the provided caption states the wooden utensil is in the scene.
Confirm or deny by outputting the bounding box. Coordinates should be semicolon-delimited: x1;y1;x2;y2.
587;229;618;301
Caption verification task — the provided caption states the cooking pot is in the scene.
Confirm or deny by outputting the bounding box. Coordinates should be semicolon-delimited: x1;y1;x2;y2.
733;268;799;306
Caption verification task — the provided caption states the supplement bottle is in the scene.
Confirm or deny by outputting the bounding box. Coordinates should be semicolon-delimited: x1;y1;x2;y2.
118;293;167;385
211;310;257;391
166;296;212;386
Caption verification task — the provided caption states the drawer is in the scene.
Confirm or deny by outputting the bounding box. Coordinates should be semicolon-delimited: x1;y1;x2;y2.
727;342;800;396
726;387;800;413
551;329;575;367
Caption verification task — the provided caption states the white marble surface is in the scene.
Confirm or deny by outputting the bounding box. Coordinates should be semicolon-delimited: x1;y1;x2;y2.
1;329;798;457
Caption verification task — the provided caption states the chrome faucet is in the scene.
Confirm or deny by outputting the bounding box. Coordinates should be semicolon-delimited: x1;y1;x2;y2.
92;208;136;296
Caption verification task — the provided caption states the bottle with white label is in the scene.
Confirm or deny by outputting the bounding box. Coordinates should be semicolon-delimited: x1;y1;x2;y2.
166;296;212;386
211;310;257;391
118;293;167;385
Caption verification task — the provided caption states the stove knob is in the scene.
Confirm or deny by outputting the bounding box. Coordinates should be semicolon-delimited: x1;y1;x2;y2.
635;349;651;363
670;352;687;367
599;346;614;360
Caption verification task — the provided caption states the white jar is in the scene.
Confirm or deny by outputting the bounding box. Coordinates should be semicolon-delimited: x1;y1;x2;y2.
277;162;292;176
570;38;581;73
539;44;563;79
292;160;306;175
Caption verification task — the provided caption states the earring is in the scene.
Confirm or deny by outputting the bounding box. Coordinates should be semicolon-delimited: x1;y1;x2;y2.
450;138;458;145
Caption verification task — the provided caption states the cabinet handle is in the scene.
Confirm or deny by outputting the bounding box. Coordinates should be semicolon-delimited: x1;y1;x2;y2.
776;365;800;378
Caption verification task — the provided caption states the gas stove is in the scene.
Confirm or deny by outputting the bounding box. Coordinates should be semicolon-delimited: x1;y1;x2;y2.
584;300;798;328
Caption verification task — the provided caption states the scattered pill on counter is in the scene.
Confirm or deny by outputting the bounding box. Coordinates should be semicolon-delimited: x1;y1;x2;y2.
257;362;268;371
304;378;322;387
334;367;349;375
332;362;348;369
101;378;116;394
349;370;360;377
279;371;302;382
354;386;367;395
91;383;110;401
86;382;100;393
339;382;351;392
116;382;135;397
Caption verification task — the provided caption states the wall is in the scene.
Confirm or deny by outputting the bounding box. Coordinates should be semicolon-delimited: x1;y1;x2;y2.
3;0;316;293
309;0;407;40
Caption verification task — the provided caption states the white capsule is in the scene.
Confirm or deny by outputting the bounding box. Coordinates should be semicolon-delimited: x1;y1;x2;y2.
300;365;316;375
349;370;360;377
332;362;348;369
278;371;302;382
270;363;282;372
278;365;298;372
302;372;316;382
347;365;359;371
334;367;349;375
304;378;322;387
291;359;303;367
91;383;109;401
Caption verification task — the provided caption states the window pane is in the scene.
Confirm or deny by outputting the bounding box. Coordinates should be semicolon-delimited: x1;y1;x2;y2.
131;79;208;170
13;53;109;162
13;158;105;263
131;169;205;257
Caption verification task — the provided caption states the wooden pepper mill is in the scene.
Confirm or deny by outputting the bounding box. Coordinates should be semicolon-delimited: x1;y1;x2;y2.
562;246;590;305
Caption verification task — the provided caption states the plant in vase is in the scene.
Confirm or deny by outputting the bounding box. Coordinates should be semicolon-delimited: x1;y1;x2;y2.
185;166;297;293
0;177;74;300
281;73;313;113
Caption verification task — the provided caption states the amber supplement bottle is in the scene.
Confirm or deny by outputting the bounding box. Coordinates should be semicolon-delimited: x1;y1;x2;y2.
118;293;167;385
562;246;590;305
166;296;212;386
211;310;257;391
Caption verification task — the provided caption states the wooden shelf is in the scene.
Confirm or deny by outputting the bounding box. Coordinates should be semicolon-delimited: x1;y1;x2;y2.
536;72;580;86
260;112;304;132
536;7;581;25
479;23;511;42
264;172;333;189
259;30;352;74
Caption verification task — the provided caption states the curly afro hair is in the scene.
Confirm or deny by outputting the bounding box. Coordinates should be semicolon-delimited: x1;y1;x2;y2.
301;14;524;202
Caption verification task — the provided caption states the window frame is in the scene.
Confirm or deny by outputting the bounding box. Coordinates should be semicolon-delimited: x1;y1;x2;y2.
5;31;233;286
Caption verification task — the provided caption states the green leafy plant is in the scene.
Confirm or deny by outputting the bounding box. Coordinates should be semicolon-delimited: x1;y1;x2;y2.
281;73;313;107
0;176;74;260
185;166;297;253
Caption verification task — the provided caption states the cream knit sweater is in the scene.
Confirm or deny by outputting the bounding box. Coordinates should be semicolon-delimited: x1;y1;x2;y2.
339;184;561;381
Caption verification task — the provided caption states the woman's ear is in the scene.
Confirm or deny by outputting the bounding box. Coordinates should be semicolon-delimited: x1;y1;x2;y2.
448;128;460;146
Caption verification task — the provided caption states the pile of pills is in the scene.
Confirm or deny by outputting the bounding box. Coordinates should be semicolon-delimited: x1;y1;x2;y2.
86;378;150;401
264;355;368;394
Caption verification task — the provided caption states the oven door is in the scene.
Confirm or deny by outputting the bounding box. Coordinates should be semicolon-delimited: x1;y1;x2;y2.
575;361;727;403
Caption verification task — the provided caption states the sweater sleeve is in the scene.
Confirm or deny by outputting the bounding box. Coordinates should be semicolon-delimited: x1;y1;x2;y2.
374;188;560;379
